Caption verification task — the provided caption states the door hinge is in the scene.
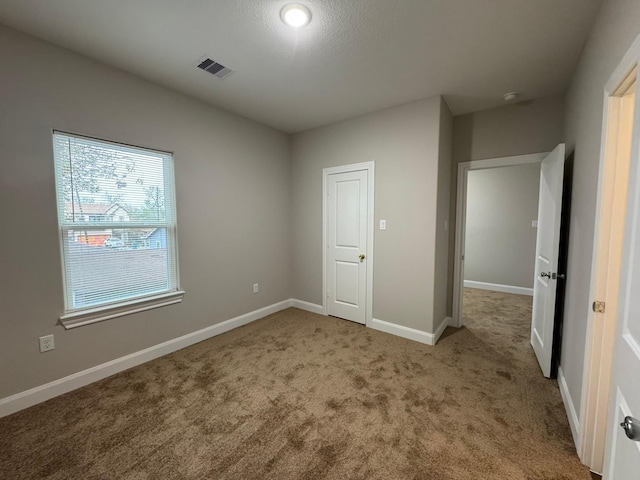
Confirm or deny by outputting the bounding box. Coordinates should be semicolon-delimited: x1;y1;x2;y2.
593;301;606;313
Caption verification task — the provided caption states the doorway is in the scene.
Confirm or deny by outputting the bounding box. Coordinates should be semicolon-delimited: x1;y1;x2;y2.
580;67;636;475
322;162;375;325
459;162;541;358
452;153;546;327
453;147;566;378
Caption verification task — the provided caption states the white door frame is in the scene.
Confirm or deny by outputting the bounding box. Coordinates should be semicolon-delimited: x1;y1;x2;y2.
452;153;548;327
322;161;375;326
578;34;640;474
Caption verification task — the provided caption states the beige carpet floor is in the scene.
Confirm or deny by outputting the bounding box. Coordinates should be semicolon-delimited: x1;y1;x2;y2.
0;289;592;479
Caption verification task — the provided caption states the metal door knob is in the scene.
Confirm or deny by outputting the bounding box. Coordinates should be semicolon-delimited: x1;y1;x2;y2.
359;254;365;261
620;416;640;441
540;272;551;279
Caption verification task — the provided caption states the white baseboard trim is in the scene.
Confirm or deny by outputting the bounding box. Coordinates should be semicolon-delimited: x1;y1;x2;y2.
369;317;451;346
464;280;533;296
433;316;453;345
370;318;430;344
558;366;581;451
0;299;293;419
291;299;324;315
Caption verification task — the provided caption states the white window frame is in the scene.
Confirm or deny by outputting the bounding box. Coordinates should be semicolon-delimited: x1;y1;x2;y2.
52;131;184;329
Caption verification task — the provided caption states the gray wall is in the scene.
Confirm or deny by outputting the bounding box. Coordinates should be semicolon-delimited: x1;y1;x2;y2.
561;0;640;417
291;96;452;334
0;25;291;399
447;95;565;312
464;164;540;288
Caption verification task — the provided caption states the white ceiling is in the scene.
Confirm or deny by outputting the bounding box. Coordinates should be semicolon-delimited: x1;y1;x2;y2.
0;0;602;133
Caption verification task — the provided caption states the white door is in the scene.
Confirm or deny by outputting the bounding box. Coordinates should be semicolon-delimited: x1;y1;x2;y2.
531;143;565;377
326;169;368;324
603;89;640;480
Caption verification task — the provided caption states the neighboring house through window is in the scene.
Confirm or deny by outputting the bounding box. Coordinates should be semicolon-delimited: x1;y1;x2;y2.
52;131;183;328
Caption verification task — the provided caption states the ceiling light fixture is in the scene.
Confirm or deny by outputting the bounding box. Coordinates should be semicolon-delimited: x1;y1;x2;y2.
503;92;519;102
281;4;311;28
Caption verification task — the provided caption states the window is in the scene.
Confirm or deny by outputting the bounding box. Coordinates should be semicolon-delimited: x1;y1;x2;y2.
53;132;183;328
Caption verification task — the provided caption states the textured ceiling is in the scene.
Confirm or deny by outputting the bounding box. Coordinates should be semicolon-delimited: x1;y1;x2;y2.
0;0;602;133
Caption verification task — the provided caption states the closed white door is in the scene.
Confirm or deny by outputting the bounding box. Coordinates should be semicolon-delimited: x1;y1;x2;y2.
603;85;640;480
531;143;565;377
326;169;368;324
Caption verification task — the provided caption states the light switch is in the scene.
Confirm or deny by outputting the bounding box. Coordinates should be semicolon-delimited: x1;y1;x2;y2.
380;219;387;230
532;220;538;228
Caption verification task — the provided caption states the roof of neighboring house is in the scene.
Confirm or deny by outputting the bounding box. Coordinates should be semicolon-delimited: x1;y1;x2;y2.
67;242;169;300
65;203;129;215
142;228;165;239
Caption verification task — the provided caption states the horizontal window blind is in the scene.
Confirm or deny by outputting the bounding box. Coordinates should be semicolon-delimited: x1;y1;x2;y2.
53;132;178;312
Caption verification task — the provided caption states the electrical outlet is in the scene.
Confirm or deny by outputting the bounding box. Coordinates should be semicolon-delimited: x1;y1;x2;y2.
253;283;259;294
39;334;55;353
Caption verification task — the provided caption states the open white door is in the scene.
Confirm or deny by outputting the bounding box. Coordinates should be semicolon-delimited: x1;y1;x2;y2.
324;167;370;324
603;82;640;480
531;143;565;377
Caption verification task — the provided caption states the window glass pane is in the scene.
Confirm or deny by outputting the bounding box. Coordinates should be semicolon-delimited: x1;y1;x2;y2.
63;228;171;309
53;134;171;226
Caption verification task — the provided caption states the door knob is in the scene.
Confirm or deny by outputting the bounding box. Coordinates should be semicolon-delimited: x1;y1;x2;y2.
540;272;551;279
359;254;365;261
620;416;640;441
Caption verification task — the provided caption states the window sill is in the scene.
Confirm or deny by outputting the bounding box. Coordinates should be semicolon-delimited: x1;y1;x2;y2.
59;290;186;329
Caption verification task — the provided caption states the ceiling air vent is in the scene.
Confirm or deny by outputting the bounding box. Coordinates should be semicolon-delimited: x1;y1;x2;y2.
197;56;235;79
